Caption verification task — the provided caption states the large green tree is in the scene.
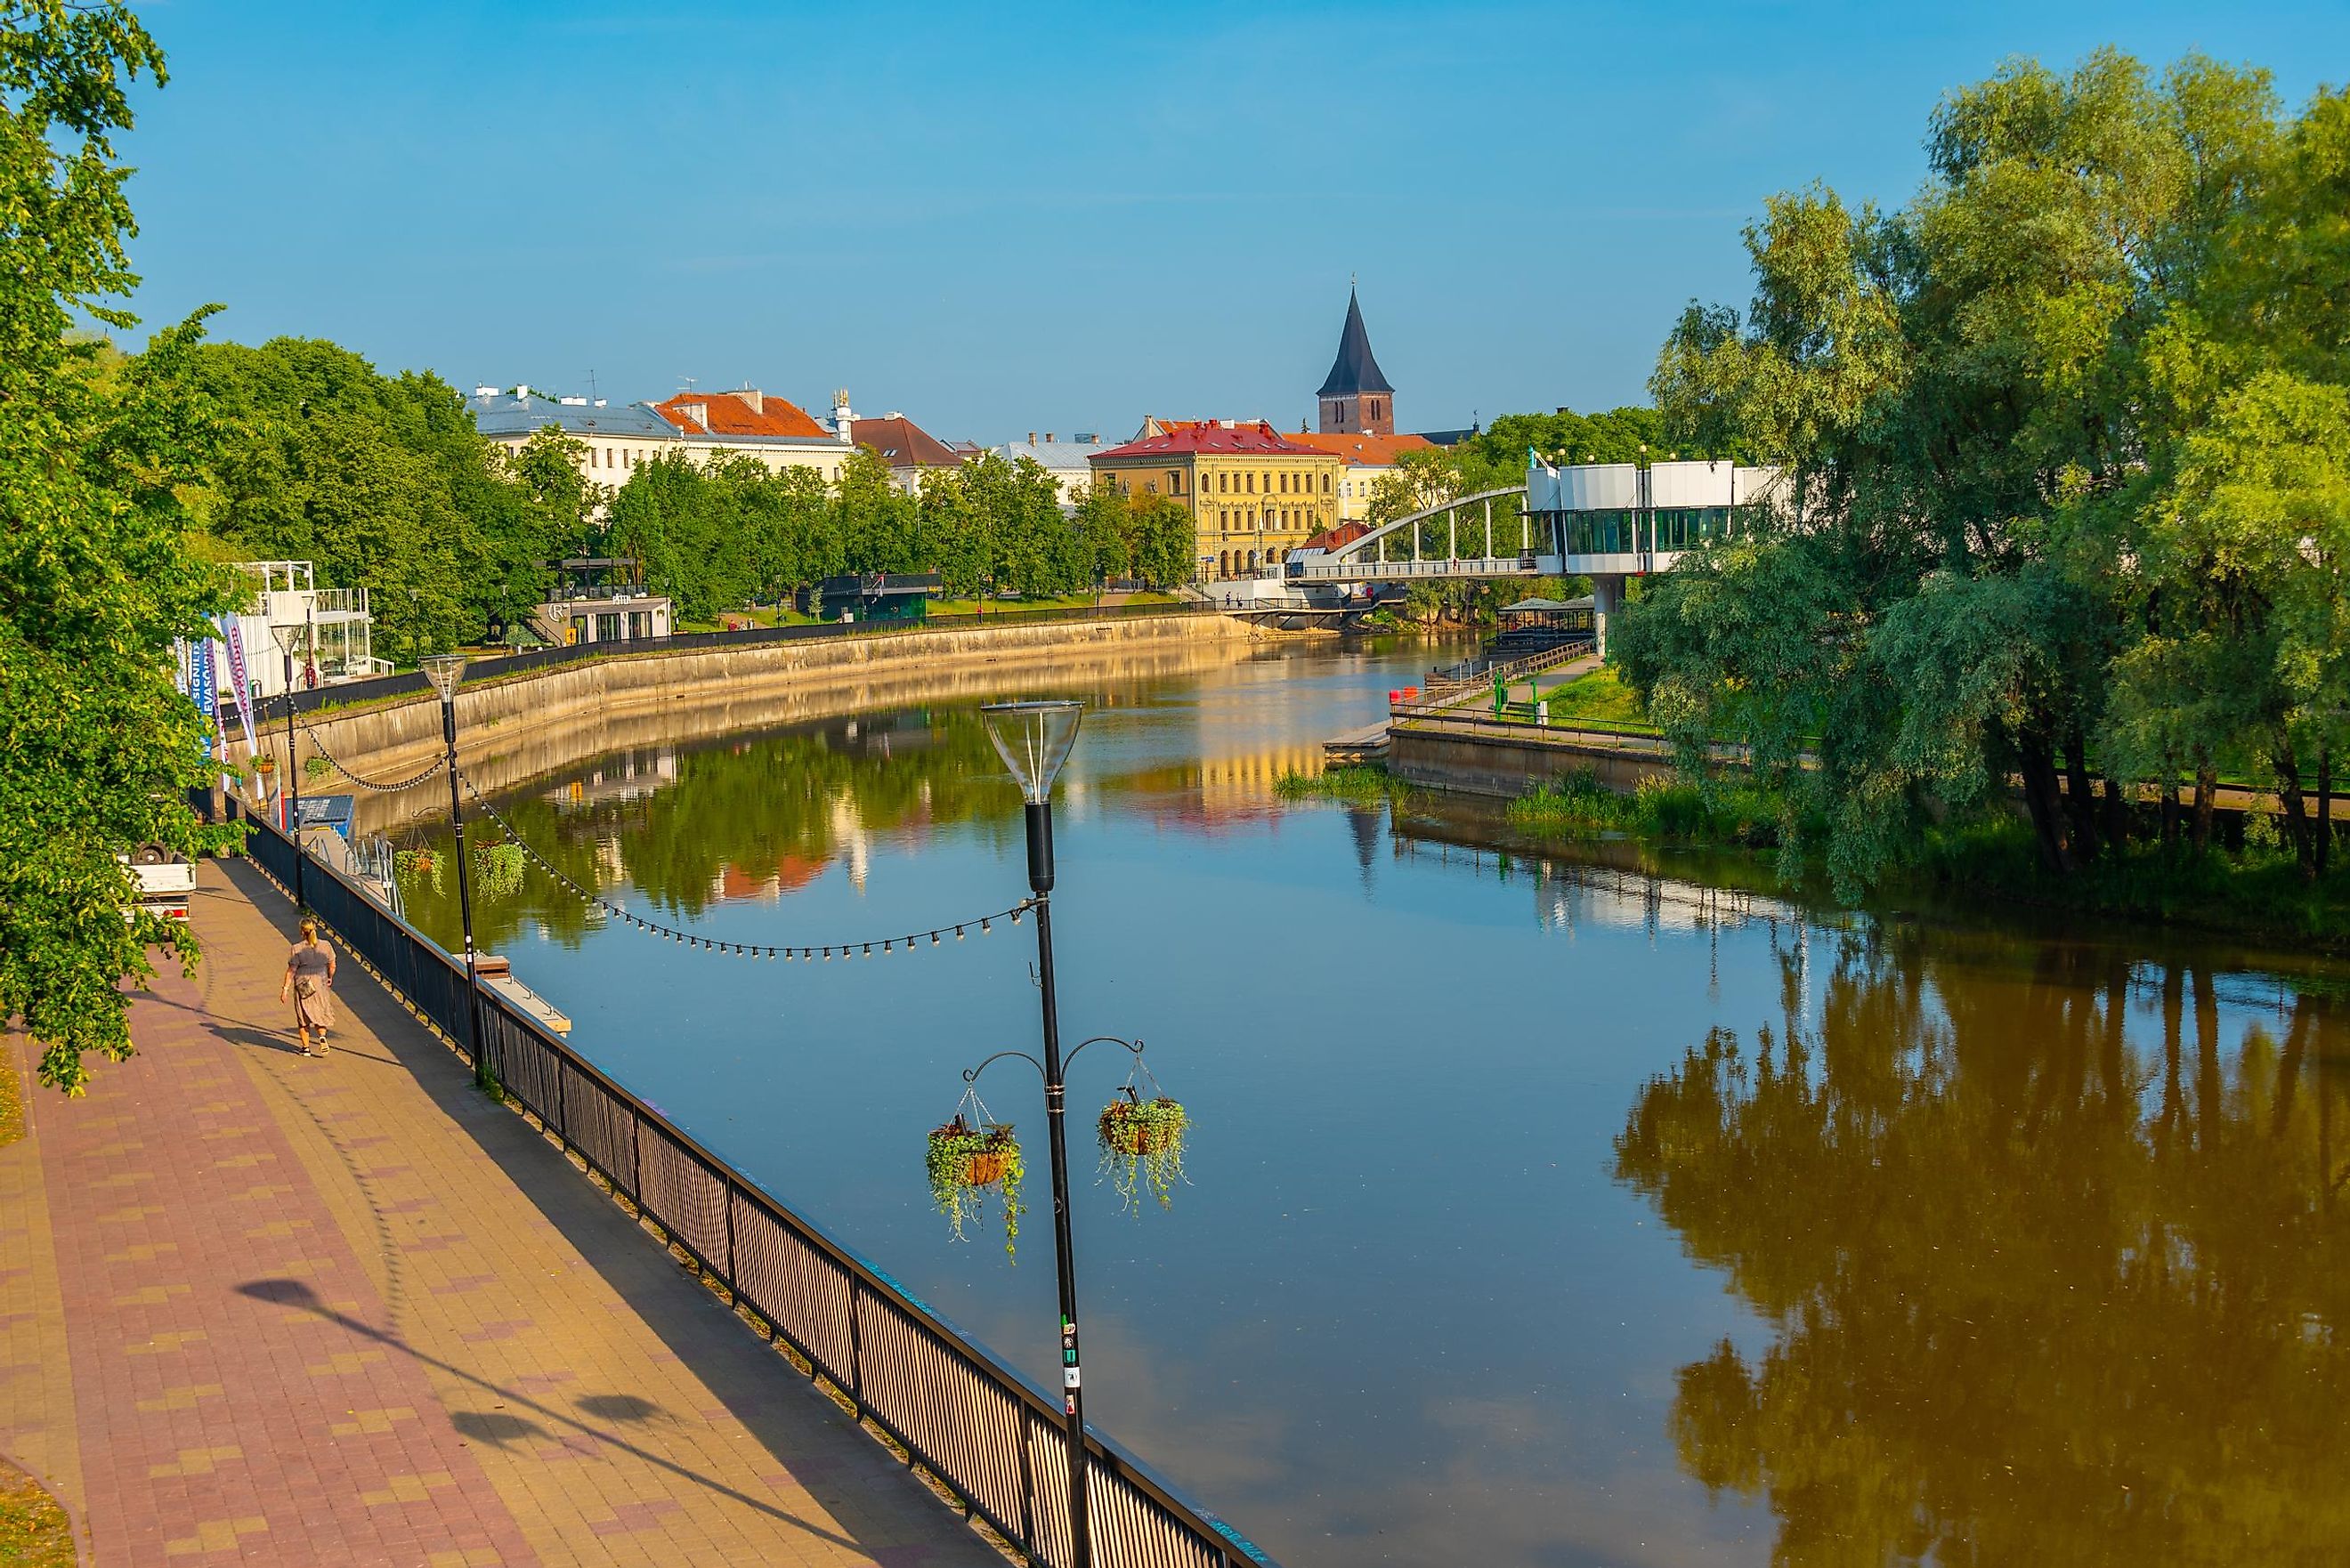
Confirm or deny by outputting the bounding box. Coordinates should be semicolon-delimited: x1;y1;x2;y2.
1617;52;2327;893
0;2;238;1092
185;336;547;660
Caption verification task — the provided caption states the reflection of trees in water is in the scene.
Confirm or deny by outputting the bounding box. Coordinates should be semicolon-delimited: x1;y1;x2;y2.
1616;927;2350;1565
398;710;1014;950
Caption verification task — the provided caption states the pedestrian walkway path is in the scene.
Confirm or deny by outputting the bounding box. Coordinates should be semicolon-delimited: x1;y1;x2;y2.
0;858;1000;1568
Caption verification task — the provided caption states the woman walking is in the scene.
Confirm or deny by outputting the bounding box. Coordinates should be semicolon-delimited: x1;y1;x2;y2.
280;916;337;1057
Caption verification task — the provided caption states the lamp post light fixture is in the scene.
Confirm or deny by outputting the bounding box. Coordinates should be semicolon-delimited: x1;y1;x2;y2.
422;654;489;1092
269;622;309;909
976;699;1091;1565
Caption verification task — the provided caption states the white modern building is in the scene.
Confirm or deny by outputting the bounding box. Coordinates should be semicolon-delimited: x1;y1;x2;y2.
1526;457;1784;649
220;561;392;702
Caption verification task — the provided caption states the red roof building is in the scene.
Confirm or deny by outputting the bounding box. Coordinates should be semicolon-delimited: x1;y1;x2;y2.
1090;419;1344;584
651;387;830;440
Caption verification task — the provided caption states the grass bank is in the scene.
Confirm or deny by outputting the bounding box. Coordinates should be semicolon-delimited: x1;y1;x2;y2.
1282;758;2350;950
1507;770;1786;848
0;1047;21;1149
1274;764;1415;805
0;1459;73;1568
1907;819;2350;948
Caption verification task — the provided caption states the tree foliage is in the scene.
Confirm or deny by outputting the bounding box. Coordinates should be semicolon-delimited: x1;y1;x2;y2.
182;338;596;660
0;2;239;1092
604;448;1165;617
1617;51;2350;893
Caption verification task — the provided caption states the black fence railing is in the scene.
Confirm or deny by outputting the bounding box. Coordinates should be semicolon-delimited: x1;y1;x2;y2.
239;809;1272;1568
262;600;1220;717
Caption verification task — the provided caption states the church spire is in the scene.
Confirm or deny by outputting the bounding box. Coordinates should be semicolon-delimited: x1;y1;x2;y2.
1317;286;1395;434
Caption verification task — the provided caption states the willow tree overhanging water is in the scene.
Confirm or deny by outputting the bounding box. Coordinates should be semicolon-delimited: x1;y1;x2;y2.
1615;928;2350;1564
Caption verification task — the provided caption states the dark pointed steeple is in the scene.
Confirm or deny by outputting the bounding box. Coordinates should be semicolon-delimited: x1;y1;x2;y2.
1317;287;1394;398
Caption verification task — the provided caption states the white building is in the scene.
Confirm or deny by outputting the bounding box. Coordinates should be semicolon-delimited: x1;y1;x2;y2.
989;432;1114;507
219;561;391;703
468;384;854;494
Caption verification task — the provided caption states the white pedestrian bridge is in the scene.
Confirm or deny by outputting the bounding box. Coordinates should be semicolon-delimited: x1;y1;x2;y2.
1285;456;1782;648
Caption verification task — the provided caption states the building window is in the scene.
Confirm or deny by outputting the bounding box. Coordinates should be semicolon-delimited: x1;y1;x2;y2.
1324;473;1332;493
1168;470;1183;494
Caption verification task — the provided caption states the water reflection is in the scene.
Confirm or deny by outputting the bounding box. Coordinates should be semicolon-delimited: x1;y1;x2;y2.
1615;928;2350;1565
364;641;2350;1566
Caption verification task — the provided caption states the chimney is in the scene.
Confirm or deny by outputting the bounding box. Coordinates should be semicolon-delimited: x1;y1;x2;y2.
832;389;854;443
735;386;764;415
1045;432;1055;443
1028;431;1037;445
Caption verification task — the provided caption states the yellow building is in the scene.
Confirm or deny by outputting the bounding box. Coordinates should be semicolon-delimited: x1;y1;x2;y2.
1089;419;1342;583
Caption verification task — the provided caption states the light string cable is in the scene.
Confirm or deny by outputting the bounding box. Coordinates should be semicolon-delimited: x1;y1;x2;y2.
291;713;450;794
451;767;1034;961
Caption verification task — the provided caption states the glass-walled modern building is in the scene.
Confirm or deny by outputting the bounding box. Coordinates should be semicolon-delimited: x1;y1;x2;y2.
1523;458;1783;652
1525;458;1781;574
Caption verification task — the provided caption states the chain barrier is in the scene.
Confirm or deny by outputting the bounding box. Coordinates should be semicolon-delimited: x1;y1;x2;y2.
291;715;450;794
448;768;1033;960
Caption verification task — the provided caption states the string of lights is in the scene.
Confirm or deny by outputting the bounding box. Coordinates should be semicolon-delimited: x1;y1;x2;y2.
293;716;450;793
451;768;1033;960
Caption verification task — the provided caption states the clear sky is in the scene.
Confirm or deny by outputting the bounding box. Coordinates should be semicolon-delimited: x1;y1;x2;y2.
115;1;2347;443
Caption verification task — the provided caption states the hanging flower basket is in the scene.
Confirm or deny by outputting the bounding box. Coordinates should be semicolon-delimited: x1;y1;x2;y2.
472;840;526;900
1097;1094;1189;1211
926;1111;1025;1257
393;847;443;895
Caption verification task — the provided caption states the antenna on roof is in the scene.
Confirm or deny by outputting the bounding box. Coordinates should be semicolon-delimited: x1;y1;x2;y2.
678;376;697;393
584;368;598;401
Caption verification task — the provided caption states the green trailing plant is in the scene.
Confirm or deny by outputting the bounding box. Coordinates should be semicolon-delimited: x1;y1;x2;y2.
304;755;333;780
1097;1093;1189;1210
393;847;443;895
472;840;527;900
926;1114;1025;1257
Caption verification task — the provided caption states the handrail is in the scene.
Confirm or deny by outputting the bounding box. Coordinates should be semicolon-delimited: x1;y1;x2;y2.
236;808;1275;1568
1414;638;1593;707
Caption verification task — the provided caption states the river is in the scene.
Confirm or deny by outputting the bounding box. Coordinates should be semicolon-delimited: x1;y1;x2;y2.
383;637;2350;1567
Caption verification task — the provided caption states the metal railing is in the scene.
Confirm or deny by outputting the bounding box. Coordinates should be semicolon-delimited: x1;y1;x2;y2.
239;810;1273;1568
270;600;1225;717
1412;638;1594;707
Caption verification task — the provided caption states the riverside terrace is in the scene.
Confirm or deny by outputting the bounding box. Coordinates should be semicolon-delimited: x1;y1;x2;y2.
0;825;1273;1566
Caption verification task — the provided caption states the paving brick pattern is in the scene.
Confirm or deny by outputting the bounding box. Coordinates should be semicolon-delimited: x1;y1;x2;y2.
0;859;999;1567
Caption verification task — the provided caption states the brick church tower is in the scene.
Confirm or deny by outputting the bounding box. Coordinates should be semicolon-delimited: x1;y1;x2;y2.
1317;286;1395;436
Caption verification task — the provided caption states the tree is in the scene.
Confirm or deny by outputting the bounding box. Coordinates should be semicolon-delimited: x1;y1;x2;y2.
1620;52;2305;893
0;2;239;1092
186;338;522;660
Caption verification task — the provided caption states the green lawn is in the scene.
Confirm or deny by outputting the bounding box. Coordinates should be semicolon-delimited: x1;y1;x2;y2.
0;1051;20;1149
1536;666;1649;727
0;1459;74;1568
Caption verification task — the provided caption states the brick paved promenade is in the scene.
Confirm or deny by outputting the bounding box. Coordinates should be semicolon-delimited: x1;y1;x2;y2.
0;858;999;1567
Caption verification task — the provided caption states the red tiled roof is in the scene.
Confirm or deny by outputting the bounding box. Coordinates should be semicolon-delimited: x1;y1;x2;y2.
1280;431;1435;465
1092;420;1325;460
652;390;829;440
850;416;963;469
1300;520;1375;553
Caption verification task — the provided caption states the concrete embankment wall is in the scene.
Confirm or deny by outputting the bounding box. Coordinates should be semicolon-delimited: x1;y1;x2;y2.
1388;723;1673;798
238;613;1257;826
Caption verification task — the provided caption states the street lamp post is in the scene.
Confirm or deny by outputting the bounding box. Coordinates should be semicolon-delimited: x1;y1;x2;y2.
977;699;1090;1566
270;623;308;909
423;655;489;1092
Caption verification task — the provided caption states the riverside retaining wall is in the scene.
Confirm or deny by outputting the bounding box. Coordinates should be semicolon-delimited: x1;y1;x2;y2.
237;612;1258;824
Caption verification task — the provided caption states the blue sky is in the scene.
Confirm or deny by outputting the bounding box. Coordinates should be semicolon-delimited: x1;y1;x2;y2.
118;1;2347;442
